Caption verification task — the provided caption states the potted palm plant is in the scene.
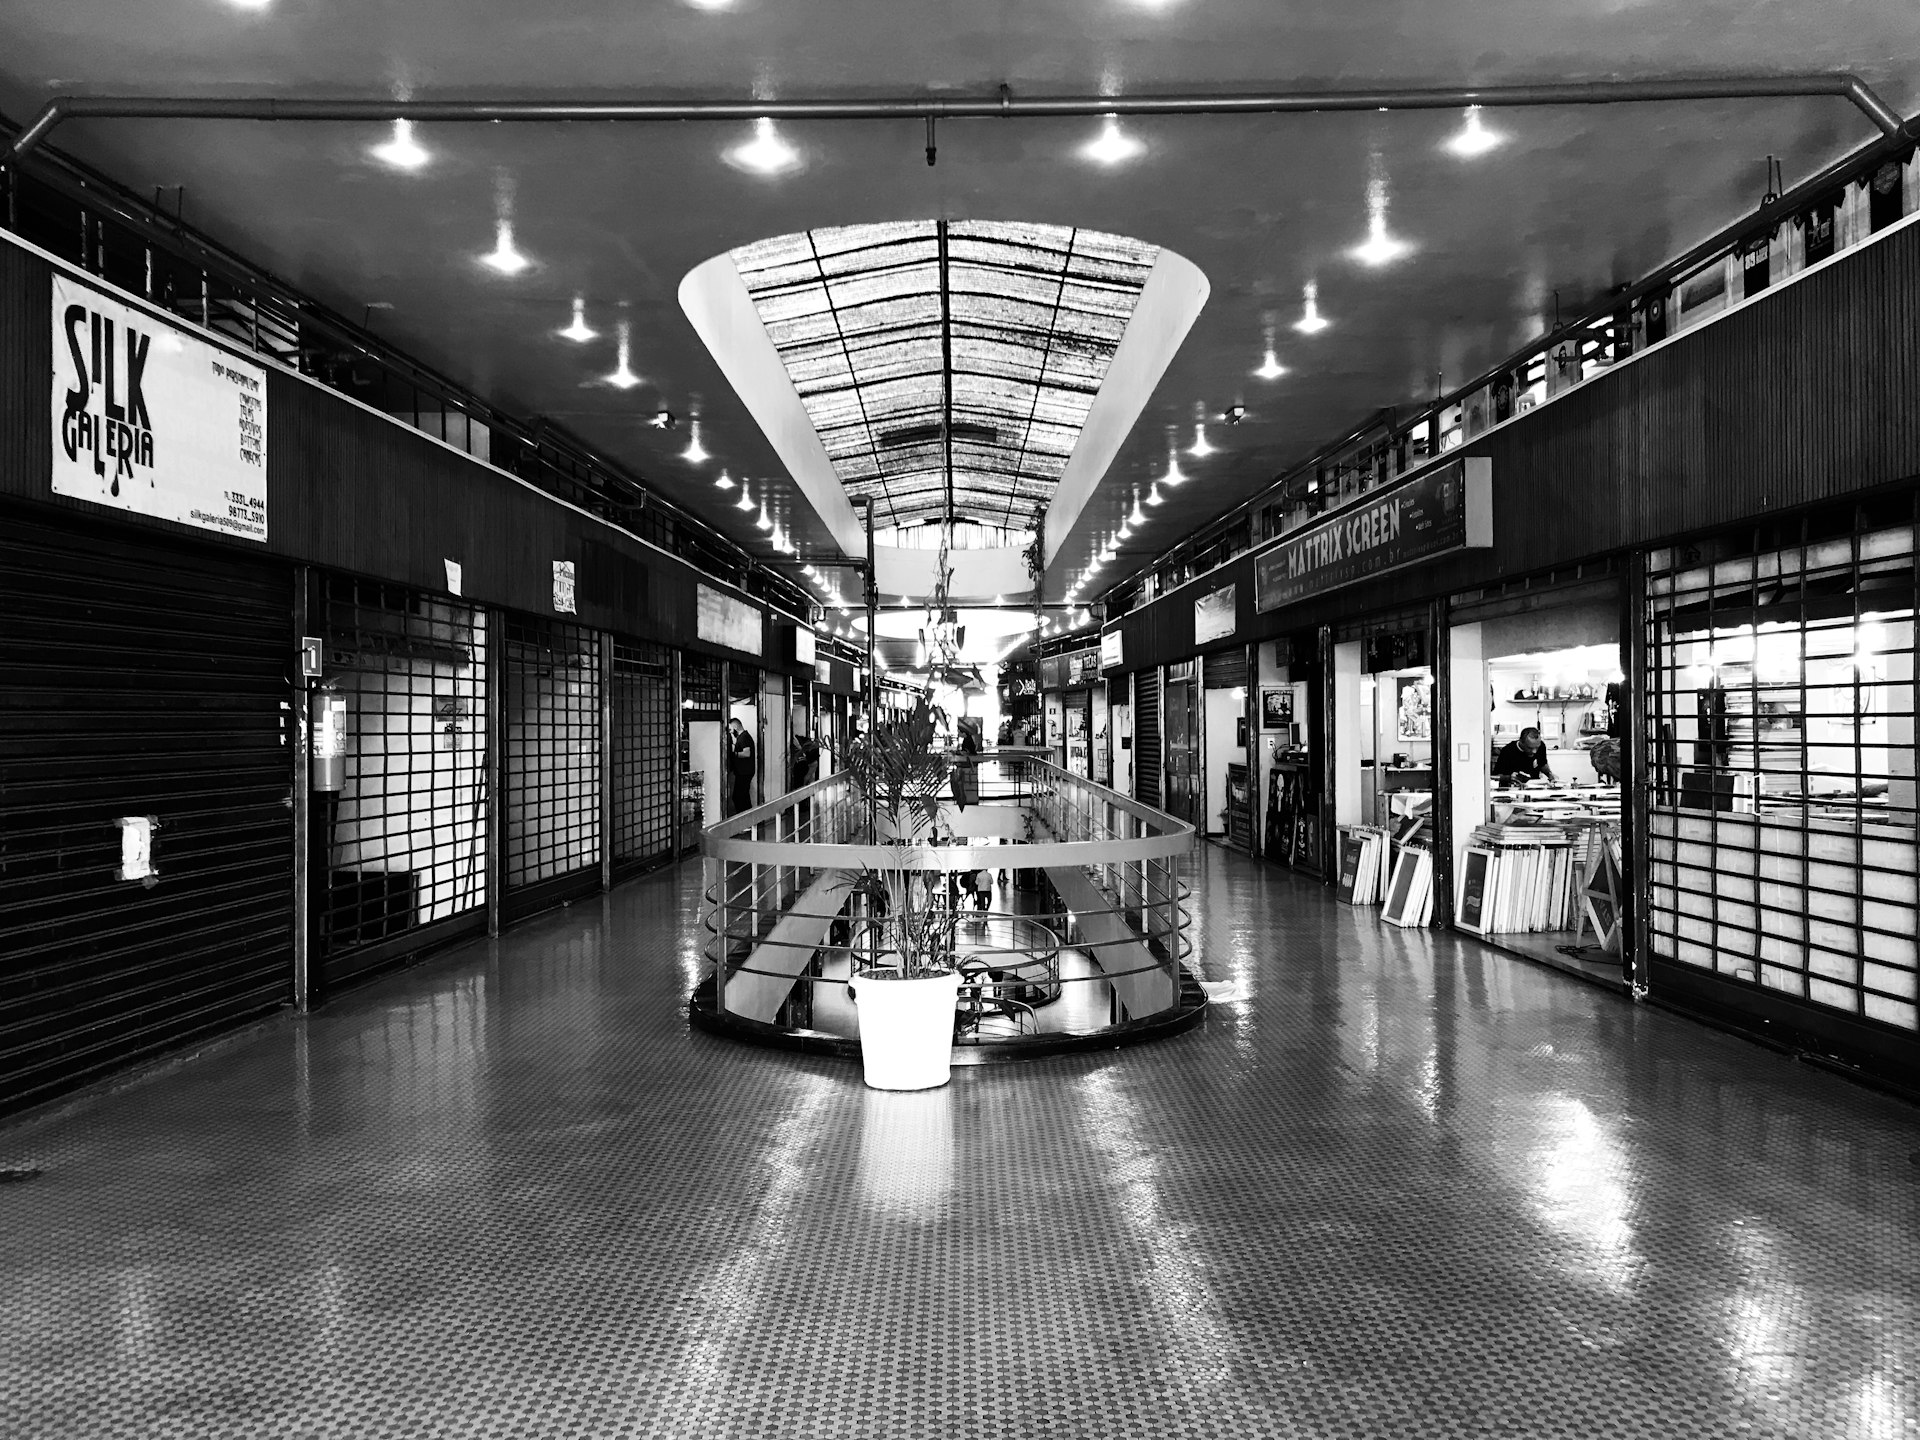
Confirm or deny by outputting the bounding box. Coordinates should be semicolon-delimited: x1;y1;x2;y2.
843;690;964;1090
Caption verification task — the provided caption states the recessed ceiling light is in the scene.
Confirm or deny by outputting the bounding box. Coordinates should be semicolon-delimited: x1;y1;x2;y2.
1080;113;1145;166
1254;346;1287;381
1162;453;1189;486
1445;105;1504;159
1188;420;1215;457
1294;279;1330;334
479;219;530;276
1351;169;1413;267
605;320;641;388
756;505;773;532
735;486;755;512
1146;483;1164;507
224;0;271;9
682;419;709;463
725;117;802;176
1128;494;1148;527
715;469;735;490
370;119;428;171
558;296;596;343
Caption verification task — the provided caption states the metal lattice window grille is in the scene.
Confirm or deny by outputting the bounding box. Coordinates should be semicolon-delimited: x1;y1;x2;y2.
1645;500;1918;1032
504;616;603;889
320;578;489;958
612;639;677;871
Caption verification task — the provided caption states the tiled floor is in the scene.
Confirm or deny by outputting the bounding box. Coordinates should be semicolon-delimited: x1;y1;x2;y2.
3;845;1918;1439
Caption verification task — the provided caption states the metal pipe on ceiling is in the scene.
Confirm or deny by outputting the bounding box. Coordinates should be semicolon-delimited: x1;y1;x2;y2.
5;73;1911;164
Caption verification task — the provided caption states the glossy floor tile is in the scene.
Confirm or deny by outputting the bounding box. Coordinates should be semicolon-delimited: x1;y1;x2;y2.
2;845;1917;1439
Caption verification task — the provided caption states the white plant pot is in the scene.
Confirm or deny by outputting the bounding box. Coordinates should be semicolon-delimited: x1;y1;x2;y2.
848;970;962;1091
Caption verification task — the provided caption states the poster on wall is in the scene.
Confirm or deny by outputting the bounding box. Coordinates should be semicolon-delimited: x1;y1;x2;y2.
1194;583;1236;645
1395;674;1432;741
1252;457;1491;612
52;273;268;541
1259;687;1294;730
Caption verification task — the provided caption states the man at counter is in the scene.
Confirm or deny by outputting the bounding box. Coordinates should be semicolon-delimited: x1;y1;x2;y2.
1493;727;1557;786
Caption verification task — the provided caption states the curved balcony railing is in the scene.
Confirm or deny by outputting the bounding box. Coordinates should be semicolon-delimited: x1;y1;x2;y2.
692;754;1200;1055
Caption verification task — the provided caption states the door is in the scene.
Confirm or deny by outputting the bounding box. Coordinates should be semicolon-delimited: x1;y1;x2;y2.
503;614;602;919
0;508;295;1114
1164;676;1201;826
1134;669;1162;808
611;638;675;875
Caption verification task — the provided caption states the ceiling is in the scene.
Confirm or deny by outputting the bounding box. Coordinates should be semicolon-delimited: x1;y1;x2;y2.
0;0;1913;626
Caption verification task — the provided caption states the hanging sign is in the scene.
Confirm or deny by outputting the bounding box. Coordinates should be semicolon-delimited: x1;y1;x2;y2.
1194;583;1237;645
1253;457;1491;612
1101;630;1124;670
52;274;268;541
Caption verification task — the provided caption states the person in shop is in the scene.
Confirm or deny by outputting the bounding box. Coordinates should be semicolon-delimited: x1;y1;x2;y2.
1493;726;1557;786
726;717;757;815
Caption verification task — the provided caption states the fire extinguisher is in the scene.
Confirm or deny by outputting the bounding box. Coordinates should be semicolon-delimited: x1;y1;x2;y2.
312;678;347;792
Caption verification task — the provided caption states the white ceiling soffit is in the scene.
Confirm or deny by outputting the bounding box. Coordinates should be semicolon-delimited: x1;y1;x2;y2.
682;221;1203;561
1041;250;1209;565
678;253;868;554
873;544;1032;603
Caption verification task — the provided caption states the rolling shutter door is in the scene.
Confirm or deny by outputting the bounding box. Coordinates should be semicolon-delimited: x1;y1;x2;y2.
503;614;603;920
0;509;294;1113
612;639;676;875
1203;648;1247;690
1135;668;1162;809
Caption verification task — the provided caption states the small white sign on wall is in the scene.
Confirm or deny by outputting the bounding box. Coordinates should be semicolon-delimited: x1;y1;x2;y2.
444;559;463;596
52;274;268;541
116;815;158;886
552;560;577;614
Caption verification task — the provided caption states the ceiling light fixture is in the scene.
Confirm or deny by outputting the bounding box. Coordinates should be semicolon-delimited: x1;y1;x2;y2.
558;296;597;343
1162;452;1189;487
756;505;773;532
682;419;709;464
735;485;755;512
1350;164;1414;267
371;119;428;171
1080;113;1145;166
1445;105;1504;159
725;117;802;176
1254;345;1287;381
1146;482;1165;507
479;219;531;276
1224;405;1247;424
1294;279;1330;334
649;409;677;430
1188;419;1215;457
605;320;641;388
715;470;735;490
1128;494;1148;527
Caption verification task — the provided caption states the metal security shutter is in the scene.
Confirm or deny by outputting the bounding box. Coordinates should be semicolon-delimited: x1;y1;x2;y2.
1135;668;1162;809
317;576;489;991
503;614;602;919
1203;648;1247;689
0;509;293;1114
612;638;675;875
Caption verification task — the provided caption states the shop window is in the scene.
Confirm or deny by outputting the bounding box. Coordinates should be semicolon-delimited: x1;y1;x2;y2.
612;639;676;870
1646;515;1918;1032
319;579;489;967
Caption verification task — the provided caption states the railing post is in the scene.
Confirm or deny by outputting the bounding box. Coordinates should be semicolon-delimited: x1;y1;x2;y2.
708;852;728;1014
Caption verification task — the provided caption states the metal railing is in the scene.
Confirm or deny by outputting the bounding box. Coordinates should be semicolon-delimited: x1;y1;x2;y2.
696;757;1195;1043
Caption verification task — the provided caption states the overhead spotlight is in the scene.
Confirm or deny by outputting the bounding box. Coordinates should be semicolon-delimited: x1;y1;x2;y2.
479;219;531;276
1350;165;1413;267
682;419;709;463
1117;519;1133;541
1294;279;1330;334
1146;483;1165;507
1445;105;1504;159
735;485;755;512
558;296;597;343
649;410;677;430
715;470;735;490
1080;113;1145;166
371;118;429;171
1189;419;1216;457
1162;453;1189;487
725;117;802;176
1224;405;1247;424
1254;342;1287;381
756;506;773;532
1128;494;1147;527
605;321;641;389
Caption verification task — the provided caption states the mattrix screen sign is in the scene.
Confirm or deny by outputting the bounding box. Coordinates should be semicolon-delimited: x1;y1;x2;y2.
52;274;268;541
696;584;764;655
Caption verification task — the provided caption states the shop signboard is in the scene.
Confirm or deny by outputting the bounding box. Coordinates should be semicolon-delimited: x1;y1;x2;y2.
1069;648;1101;686
52;273;269;541
696;584;764;655
1194;583;1237;645
1253;457;1491;612
1101;630;1124;670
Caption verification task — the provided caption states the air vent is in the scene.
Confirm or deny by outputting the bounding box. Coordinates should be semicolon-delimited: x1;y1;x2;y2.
877;421;999;449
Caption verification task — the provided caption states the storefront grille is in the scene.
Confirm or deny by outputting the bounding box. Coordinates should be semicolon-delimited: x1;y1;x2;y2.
1203;648;1247;689
1135;668;1163;809
503;615;602;902
612;639;676;872
317;577;489;987
1644;496;1918;1035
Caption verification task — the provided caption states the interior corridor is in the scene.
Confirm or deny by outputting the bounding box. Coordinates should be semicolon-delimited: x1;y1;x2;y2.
2;846;1916;1440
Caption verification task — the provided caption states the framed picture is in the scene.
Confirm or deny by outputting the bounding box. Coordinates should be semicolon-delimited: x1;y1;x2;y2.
1259;686;1294;730
1382;848;1431;928
1455;847;1496;935
1395;674;1432;741
1235;716;1248;749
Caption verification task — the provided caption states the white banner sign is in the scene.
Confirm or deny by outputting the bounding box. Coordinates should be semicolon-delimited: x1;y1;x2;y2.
52;274;268;541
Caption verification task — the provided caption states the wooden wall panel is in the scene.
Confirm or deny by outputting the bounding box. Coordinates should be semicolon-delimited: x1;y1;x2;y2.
0;237;771;664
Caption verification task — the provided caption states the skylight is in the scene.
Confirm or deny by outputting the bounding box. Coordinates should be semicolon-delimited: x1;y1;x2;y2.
728;220;1159;532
